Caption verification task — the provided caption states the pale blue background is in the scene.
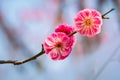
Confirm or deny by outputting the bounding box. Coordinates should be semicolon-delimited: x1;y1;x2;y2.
0;0;120;80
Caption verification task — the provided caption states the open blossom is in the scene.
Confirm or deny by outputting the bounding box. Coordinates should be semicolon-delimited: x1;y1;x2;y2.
55;24;76;48
74;9;103;37
44;32;72;60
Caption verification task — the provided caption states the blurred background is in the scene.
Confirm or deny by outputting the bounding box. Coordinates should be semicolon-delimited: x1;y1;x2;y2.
0;0;120;80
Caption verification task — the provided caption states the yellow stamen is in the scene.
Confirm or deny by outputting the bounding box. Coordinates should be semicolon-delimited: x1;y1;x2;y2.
84;19;92;26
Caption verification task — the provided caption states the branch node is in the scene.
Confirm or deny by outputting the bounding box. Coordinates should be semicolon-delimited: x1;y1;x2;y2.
102;8;115;19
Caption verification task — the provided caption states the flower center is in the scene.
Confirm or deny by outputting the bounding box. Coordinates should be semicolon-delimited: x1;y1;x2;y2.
56;43;62;48
84;19;92;26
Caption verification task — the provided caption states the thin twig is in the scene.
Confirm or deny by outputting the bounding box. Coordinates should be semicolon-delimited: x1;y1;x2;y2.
0;44;45;65
68;31;77;37
102;8;115;19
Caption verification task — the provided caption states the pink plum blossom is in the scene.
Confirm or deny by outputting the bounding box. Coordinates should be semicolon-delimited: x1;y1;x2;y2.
74;9;103;37
55;24;74;35
44;32;72;60
55;24;76;48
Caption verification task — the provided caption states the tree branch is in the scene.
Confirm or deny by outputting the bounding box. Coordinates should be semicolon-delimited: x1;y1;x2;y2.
0;44;45;65
102;8;115;19
0;8;115;65
0;30;76;65
68;31;77;37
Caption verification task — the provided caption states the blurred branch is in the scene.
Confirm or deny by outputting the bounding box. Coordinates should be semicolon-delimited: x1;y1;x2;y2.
54;0;64;26
102;8;115;19
92;43;120;80
0;45;45;65
79;0;85;10
97;0;106;11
